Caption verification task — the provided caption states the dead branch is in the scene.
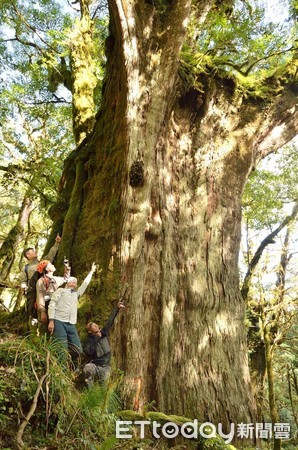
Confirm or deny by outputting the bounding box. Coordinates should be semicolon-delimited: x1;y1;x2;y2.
16;350;50;449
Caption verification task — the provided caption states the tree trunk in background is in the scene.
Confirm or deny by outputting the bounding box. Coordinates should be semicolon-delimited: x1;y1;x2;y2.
268;226;291;450
263;315;281;450
69;0;97;145
49;0;298;429
0;196;33;280
242;203;298;421
45;0;98;250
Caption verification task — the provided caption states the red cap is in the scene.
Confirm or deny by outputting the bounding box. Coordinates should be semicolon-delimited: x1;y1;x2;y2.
37;260;50;273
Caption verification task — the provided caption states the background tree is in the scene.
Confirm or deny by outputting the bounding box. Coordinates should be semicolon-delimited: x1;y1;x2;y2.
244;224;298;449
0;195;33;280
0;0;106;292
0;0;74;289
241;145;298;446
0;96;73;301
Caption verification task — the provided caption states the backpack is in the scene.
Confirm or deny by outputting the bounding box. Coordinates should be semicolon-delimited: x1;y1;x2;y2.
25;271;43;318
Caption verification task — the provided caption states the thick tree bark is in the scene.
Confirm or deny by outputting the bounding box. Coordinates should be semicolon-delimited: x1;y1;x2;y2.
49;0;298;431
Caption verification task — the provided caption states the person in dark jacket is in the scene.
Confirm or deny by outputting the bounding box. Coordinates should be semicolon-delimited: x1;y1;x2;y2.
83;301;125;385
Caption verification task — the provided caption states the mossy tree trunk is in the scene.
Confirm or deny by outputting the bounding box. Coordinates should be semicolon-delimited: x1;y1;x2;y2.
44;1;98;254
49;0;298;428
0;196;33;280
261;301;281;450
69;0;97;145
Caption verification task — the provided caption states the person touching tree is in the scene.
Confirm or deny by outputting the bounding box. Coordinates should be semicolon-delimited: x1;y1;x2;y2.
83;301;125;386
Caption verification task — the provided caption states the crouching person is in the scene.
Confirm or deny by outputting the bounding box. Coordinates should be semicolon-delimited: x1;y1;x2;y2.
83;301;125;386
48;262;97;370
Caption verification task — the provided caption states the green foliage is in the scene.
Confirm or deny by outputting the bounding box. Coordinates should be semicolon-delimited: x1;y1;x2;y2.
0;1;74;205
0;0;109;287
242;144;298;230
1;332;236;450
78;384;122;442
0;333;125;449
271;330;298;443
181;0;296;97
0;1;76;281
0;331;242;449
242;155;298;448
0;333;78;447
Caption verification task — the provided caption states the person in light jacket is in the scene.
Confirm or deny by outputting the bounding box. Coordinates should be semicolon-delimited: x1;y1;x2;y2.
48;262;97;368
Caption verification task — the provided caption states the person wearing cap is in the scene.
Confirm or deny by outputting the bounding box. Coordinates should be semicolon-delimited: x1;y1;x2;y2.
83;301;125;386
19;234;62;324
36;259;71;335
48;262;97;369
18;234;62;290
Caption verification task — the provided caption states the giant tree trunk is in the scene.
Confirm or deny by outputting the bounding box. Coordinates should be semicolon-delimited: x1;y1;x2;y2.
50;0;298;429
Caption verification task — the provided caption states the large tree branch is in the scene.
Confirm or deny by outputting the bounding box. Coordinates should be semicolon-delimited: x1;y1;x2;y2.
253;87;298;163
14;33;43;53
24;97;70;105
91;2;108;20
241;200;298;301
0;164;31;173
241;47;295;77
213;47;295;77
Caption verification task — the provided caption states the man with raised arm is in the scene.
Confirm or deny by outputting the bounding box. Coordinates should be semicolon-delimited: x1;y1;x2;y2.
48;262;97;369
19;234;62;288
83;301;125;385
18;234;61;321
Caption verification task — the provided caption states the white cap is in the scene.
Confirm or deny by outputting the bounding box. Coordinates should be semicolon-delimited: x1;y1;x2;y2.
67;277;77;283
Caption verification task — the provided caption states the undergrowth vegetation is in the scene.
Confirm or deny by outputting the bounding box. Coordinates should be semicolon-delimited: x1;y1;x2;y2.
0;333;122;449
0;333;238;450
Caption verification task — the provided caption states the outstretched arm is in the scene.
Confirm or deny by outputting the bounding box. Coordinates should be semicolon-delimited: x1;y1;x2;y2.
77;262;97;298
103;301;125;334
42;234;61;262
